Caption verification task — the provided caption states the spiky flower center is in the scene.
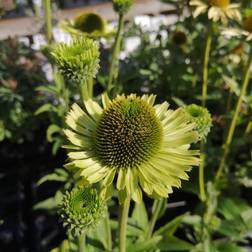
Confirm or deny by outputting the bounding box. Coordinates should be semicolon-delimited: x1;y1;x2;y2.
93;96;163;169
74;13;105;33
209;0;229;8
244;15;252;32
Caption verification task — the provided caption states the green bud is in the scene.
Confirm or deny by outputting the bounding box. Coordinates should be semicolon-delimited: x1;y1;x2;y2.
113;0;133;15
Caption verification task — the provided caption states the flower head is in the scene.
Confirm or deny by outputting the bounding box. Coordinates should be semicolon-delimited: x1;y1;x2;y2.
222;13;252;41
113;0;133;15
51;37;100;82
184;104;212;141
60;187;105;236
64;91;200;203
190;0;241;24
59;12;113;38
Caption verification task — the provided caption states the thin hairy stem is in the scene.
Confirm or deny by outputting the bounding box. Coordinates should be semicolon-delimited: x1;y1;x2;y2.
119;197;130;252
107;14;124;94
105;208;112;251
215;47;252;181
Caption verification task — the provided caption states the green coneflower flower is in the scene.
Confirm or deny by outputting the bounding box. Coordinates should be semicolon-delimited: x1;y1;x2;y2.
59;12;113;38
113;0;133;15
51;37;100;82
64;92;200;203
60;187;105;236
74;12;106;34
184;104;212;141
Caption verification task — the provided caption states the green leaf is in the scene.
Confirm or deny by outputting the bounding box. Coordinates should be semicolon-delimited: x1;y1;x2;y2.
158;236;193;251
127;235;162;252
215;240;247;252
33;191;63;211
37;168;69;186
154;213;189;236
47;124;62;142
35;103;57;115
36;85;59;95
131;201;149;231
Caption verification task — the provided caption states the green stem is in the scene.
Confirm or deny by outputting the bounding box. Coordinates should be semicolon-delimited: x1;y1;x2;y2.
105;208;112;251
87;78;93;98
199;142;206;201
78;232;86;252
202;25;212;107
215;47;252;181
147;199;165;238
107;14;124;94
43;0;52;44
119;197;130;252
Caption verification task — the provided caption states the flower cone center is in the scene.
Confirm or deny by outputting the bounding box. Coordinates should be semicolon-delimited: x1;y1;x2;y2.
209;0;229;8
94;96;163;169
74;13;105;33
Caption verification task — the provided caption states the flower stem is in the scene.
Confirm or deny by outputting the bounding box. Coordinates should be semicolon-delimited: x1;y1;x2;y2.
78;232;86;252
215;47;252;181
105;207;112;251
43;0;53;44
199;142;206;201
147;199;165;238
107;14;124;94
199;24;212;201
119;197;130;252
202;24;212;107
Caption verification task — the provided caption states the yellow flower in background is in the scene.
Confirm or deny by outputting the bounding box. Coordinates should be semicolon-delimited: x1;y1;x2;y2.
63;89;200;203
190;0;241;24
222;14;252;41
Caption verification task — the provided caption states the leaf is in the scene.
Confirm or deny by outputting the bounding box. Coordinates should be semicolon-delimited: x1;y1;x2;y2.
154;213;189;236
158;236;193;251
47;124;61;142
36;85;58;95
131;201;149;231
35;103;57;115
33;191;63;211
127;235;162;252
215;240;247;252
37;168;69;186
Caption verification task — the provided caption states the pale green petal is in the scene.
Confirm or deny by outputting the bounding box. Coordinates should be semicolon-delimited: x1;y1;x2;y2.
132;186;142;203
163;123;195;137
85;167;108;183
73;157;97;169
154;102;169;119
138;173;153;195
84;99;103;121
116;168;127;190
101;168;116;187
138;165;159;185
66;114;93;136
71;103;96;130
101;93;111;109
68;151;92;160
163;131;198;147
147;94;156;106
64;129;91;148
152;184;169;198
